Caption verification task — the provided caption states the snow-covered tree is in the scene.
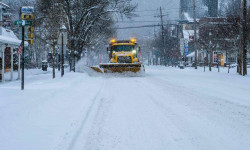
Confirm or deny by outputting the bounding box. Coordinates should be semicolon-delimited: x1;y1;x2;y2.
36;0;136;70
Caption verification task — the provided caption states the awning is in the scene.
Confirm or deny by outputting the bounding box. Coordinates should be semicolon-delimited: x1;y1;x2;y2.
186;52;195;58
0;27;29;47
0;36;28;47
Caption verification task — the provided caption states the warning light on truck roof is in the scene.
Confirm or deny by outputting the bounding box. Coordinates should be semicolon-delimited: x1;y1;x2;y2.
110;39;116;44
130;38;136;43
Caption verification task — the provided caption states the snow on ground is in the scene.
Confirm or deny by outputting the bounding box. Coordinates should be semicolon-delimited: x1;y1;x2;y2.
2;68;52;82
0;66;250;150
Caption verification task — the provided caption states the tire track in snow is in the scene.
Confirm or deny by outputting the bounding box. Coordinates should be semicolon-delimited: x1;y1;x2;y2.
83;86;115;150
135;78;223;149
66;80;106;150
136;76;250;150
144;76;250;128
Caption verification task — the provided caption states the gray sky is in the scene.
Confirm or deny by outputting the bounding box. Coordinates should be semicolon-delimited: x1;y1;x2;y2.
116;0;180;40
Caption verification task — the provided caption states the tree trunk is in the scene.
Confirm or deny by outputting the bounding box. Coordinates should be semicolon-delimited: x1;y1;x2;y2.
242;0;247;76
237;51;242;75
209;50;213;71
52;43;56;79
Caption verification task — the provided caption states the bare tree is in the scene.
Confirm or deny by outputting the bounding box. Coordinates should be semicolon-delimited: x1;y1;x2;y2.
61;0;136;70
36;0;136;71
36;0;62;78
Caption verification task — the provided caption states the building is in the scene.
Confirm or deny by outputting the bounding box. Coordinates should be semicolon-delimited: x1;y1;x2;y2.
0;2;28;82
179;0;207;21
0;1;12;28
178;19;202;66
199;17;239;66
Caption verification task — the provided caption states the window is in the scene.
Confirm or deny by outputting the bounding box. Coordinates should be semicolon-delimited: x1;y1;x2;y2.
111;45;135;52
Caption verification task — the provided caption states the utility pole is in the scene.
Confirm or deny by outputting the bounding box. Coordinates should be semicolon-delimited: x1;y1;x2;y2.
17;6;34;90
20;7;25;90
193;0;198;69
242;0;247;76
159;7;167;66
21;24;25;90
179;0;182;20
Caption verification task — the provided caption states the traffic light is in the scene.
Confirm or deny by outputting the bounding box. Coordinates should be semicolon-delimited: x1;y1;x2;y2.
27;39;34;45
27;27;34;32
26;26;34;45
28;33;34;38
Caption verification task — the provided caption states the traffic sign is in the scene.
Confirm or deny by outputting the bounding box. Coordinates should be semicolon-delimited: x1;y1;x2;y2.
14;20;22;26
14;20;33;26
185;47;189;56
21;7;34;14
22;14;34;20
25;21;32;26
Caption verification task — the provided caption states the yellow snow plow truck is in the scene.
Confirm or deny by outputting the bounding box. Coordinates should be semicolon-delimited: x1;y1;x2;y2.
91;38;145;73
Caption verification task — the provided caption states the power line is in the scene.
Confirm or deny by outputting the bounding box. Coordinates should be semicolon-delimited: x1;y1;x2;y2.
159;7;167;66
133;6;206;13
193;0;198;69
134;8;205;18
116;20;179;23
116;21;160;23
112;24;177;30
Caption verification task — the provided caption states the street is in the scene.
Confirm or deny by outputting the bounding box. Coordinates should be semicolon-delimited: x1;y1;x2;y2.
0;66;250;150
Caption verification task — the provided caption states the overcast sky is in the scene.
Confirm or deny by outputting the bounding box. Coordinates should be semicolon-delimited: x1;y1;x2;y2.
116;0;180;40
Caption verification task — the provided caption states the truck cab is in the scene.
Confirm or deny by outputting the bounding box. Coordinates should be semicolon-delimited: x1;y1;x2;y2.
108;39;140;64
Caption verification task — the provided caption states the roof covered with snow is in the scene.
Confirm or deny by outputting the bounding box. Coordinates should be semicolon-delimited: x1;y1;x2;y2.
0;2;9;8
0;27;28;46
186;51;195;58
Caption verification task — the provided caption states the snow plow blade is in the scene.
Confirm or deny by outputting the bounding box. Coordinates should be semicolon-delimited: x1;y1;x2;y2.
99;63;144;73
90;66;103;73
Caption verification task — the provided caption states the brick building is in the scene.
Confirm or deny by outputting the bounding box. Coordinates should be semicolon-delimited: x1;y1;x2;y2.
199;17;240;66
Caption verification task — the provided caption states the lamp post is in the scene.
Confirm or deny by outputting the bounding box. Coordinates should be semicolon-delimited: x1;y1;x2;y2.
209;31;212;71
60;25;67;77
73;50;78;72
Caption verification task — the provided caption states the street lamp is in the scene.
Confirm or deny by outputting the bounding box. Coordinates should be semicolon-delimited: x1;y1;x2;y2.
73;50;79;72
60;25;67;77
209;31;212;71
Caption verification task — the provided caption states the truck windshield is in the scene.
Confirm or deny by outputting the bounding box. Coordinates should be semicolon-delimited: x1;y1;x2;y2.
111;45;135;52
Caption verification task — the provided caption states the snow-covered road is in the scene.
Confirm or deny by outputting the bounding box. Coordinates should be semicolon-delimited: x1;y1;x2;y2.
0;66;250;150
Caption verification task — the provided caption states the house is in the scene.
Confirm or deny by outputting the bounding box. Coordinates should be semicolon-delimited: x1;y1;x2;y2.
178;19;202;66
0;1;11;28
0;2;28;82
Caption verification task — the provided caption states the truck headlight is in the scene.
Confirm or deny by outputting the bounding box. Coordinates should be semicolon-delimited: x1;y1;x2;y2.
132;50;136;54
